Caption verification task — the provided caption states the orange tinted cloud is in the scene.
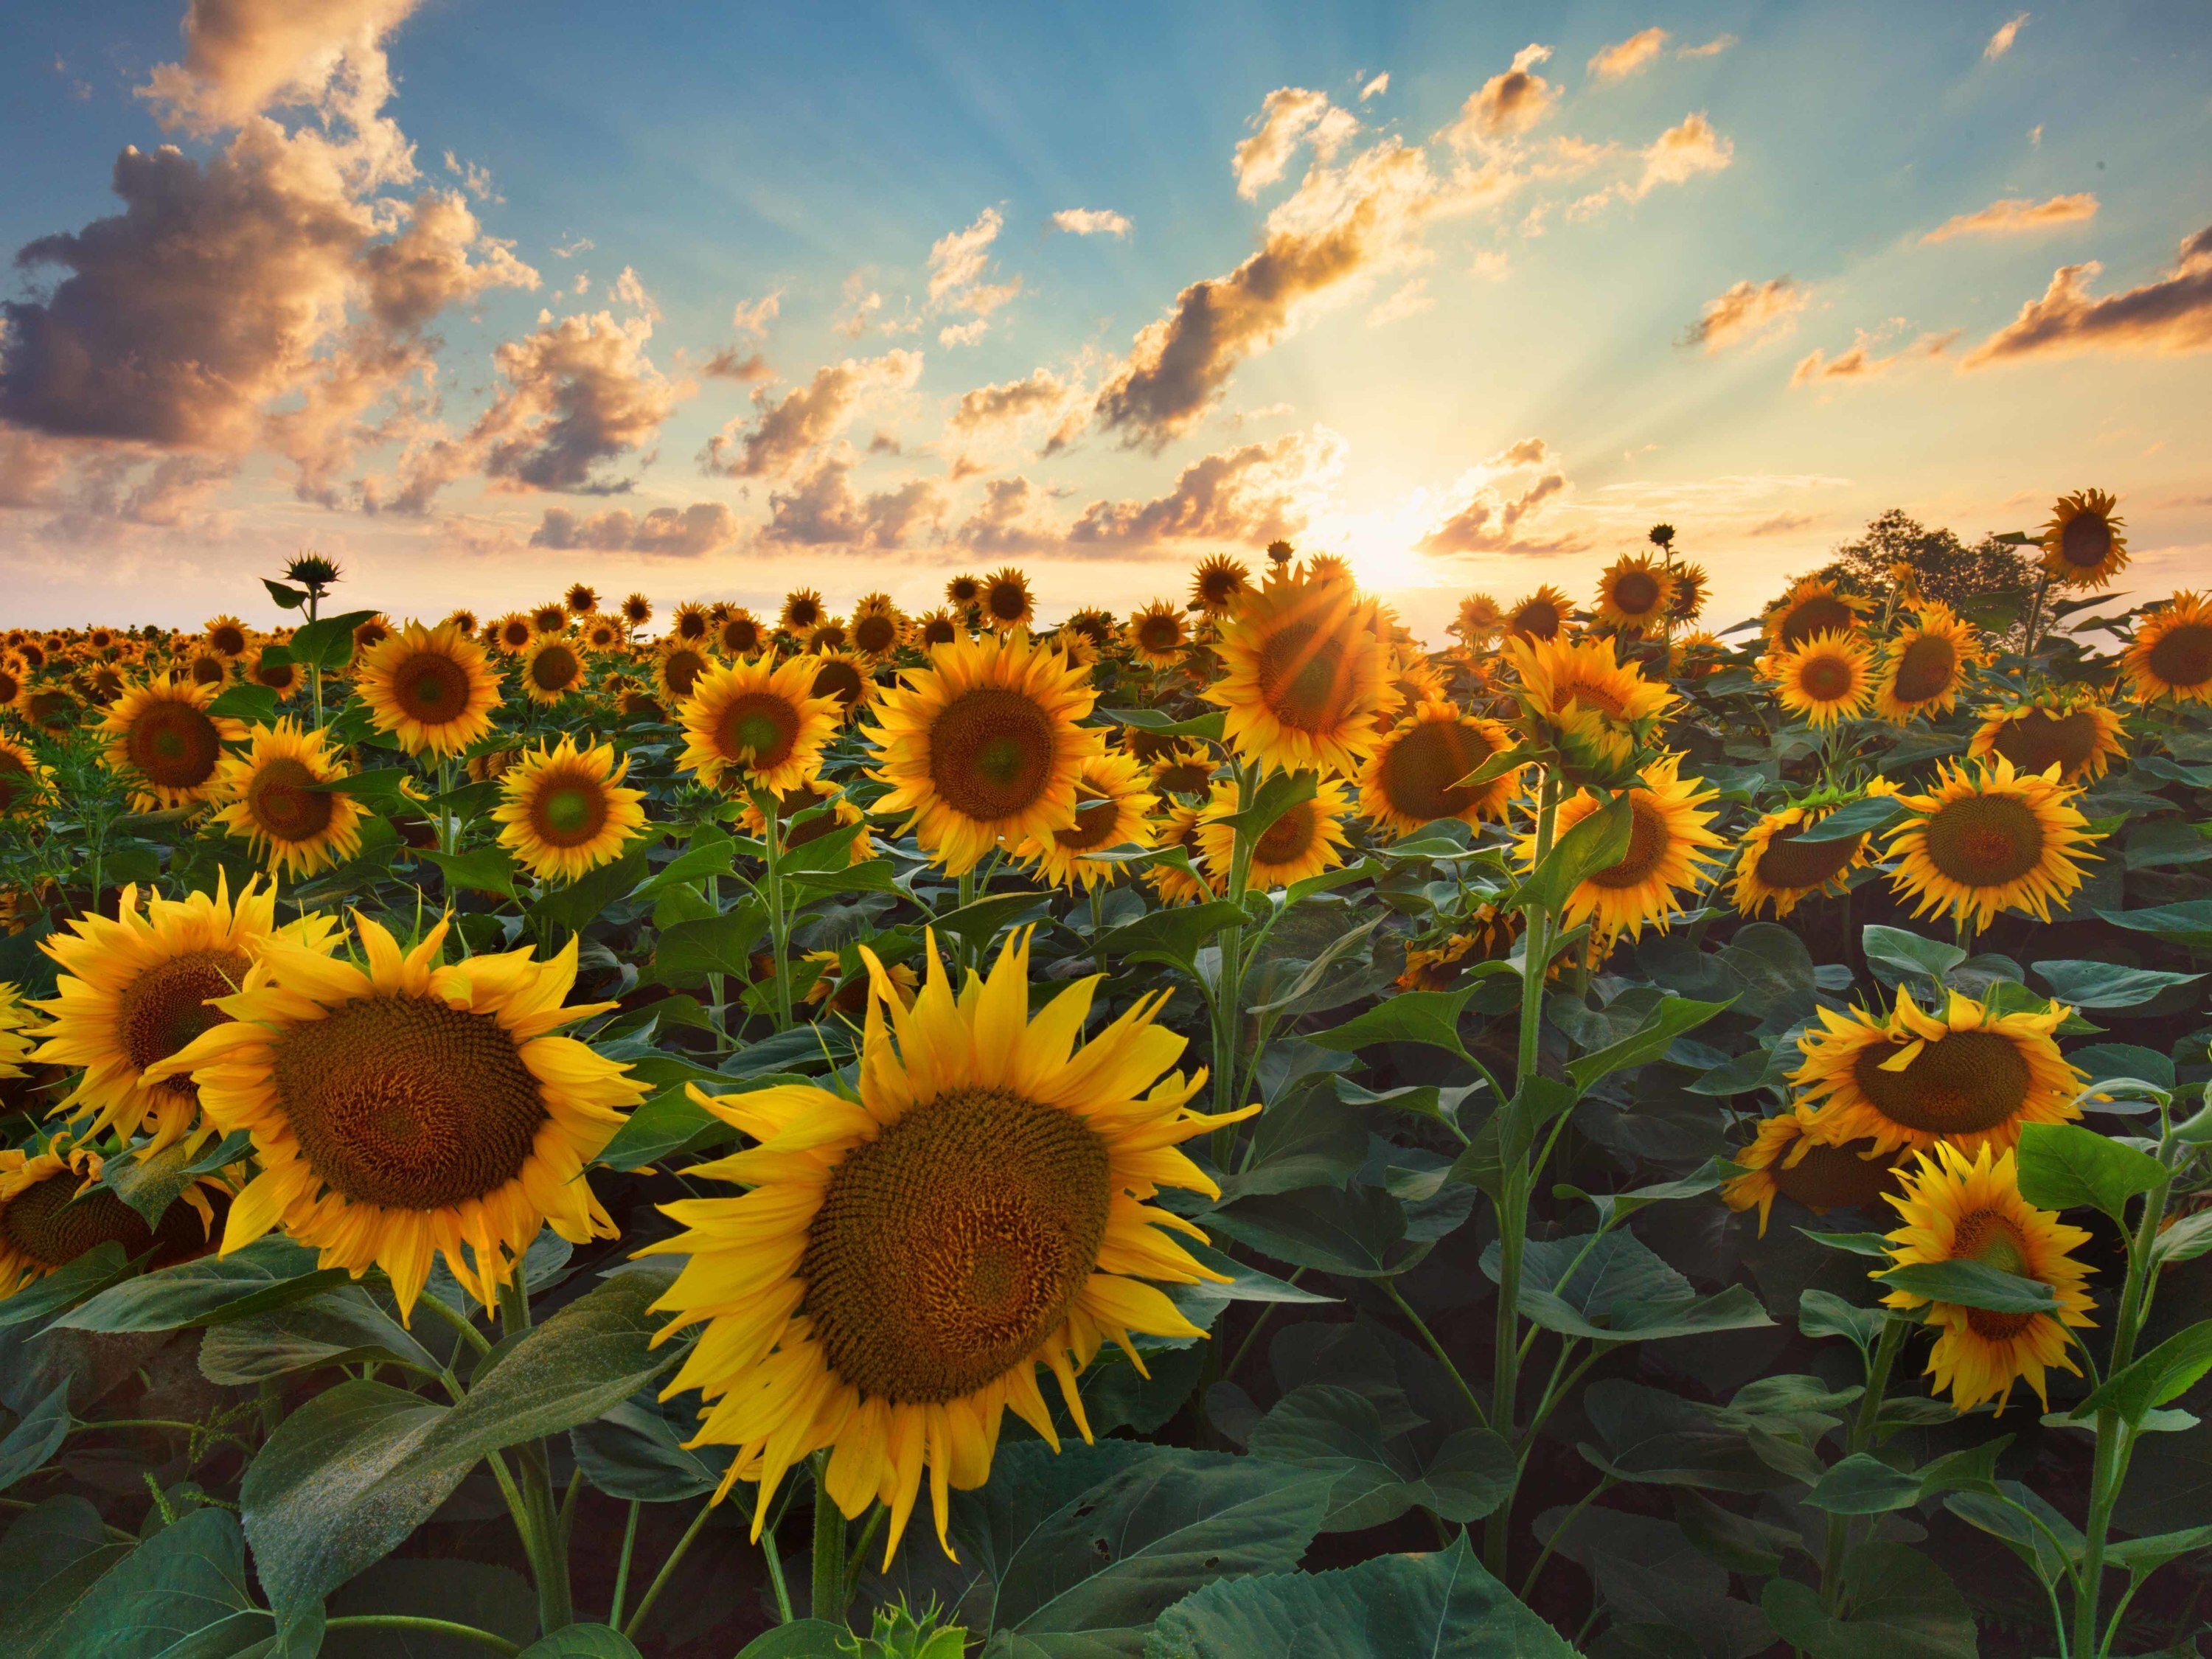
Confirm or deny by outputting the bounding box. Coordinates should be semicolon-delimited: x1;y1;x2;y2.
530;501;740;557
1790;327;1958;386
473;309;680;495
1440;45;1558;148
1234;88;1359;198
1049;209;1130;238
701;350;922;479
1920;192;2096;243
1964;223;2212;365
1416;447;1573;555
137;0;422;132
764;451;942;548
1588;29;1668;81
1984;12;2030;60
1683;276;1806;352
1070;428;1343;551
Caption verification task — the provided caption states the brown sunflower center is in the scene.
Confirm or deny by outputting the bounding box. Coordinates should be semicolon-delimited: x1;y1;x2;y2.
1923;793;2046;887
126;700;223;790
1952;1208;2041;1339
799;1085;1110;1403
986;582;1029;623
501;622;533;649
530;644;582;693
1255;799;1318;866
675;611;709;641
271;995;547;1210
1137;613;1183;653
246;757;336;844
949;579;981;605
787;598;822;630
723;621;764;655
920;616;959;647
1612;571;1662;615
189;655;227;686
1797;653;1857;703
1588;796;1669;889
1200;567;1242;605
1753;822;1861;891
2059;513;2112;569
0;670;19;703
1991;710;2100;779
118;947;249;1084
1778;596;1854;647
854;614;897;655
716;692;801;771
253;655;297;691
394;651;473;725
1772;1138;1899;1214
1053;794;1123;853
1554;675;1627;720
1512;602;1562;640
813;659;866;712
1256;618;1359;733
210;624;247;657
531;772;609;846
1378;718;1495;822
2144;621;2212;690
1;1175;210;1269
663;648;709;697
928;688;1057;821
1891;633;1958;703
1851;1029;2031;1134
1155;760;1213;795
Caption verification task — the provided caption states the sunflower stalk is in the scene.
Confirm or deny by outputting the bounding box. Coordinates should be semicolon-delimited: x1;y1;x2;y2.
495;1273;574;1635
1211;757;1258;1160
759;790;795;1032
1822;1313;1907;1613
810;1451;849;1626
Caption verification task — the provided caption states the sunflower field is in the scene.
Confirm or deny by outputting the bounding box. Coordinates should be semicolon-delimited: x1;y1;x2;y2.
1;502;2209;1659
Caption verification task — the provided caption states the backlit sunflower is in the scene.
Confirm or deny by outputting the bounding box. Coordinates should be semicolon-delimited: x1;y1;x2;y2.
1885;757;2098;929
852;595;908;659
100;678;246;810
0;736;51;818
1453;593;1503;645
565;582;599;616
1304;553;1354;588
1761;628;1874;728
1505;585;1573;642
1189;555;1251;616
1594;555;1677;635
494;737;648;883
1667;563;1709;624
1525;754;1722;942
1880;1142;2095;1414
1017;751;1157;891
1729;783;1896;919
1144;742;1215;799
807;619;851;654
1125;602;1189;668
780;590;827;636
204;615;251;661
1722;1110;1904;1237
678;655;843;796
584;614;625;653
356;621;503;757
656;641;716;703
623;593;654;628
492;613;536;654
1145;804;1214;906
1764;577;1869;649
35;875;335;1152
1196;775;1351;891
1205;565;1392;778
1969;688;2127;784
2122;591;2212;704
641;930;1256;1562
1;1135;225;1298
737;781;874;865
915;609;961;648
150;917;644;1320
1358;701;1520;838
519;633;588;705
209;721;367;880
1873;603;1984;723
1503;632;1677;783
246;644;302;700
1064;610;1116;655
981;568;1036;632
1790;986;2081;1158
2038;488;2128;588
670;602;712;644
719;611;768;658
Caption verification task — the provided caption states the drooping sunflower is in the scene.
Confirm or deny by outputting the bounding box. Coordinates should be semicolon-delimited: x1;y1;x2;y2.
1764;577;1869;649
1729;784;1896;919
1205;566;1392;778
867;630;1104;875
656;641;716;703
150;917;644;1320
1196;775;1352;891
1;1135;225;1298
981;568;1036;632
1125;602;1189;669
641;931;1256;1562
1880;1142;2096;1414
1885;757;2098;929
204;615;251;661
2122;591;2212;704
799;950;919;1019
915;609;961;649
719;610;769;658
1017;751;1158;892
0;736;52;819
1525;754;1723;942
678;655;843;796
1969;689;2127;785
355;621;503;757
1189;555;1251;616
1873;603;1984;723
737;780;874;865
780;590;827;637
1721;1109;1904;1237
1594;555;1678;635
491;613;536;654
100;678;246;810
1790;986;2081;1158
1358;702;1520;838
670;602;712;644
494;737;648;883
209;721;367;880
2038;488;2128;588
519;633;589;705
246;643;302;700
1761;628;1875;728
852;595;908;659
1505;585;1573;642
34;875;335;1152
622;593;654;629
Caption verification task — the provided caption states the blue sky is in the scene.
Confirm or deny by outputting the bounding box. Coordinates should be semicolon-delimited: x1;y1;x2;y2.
3;1;2208;633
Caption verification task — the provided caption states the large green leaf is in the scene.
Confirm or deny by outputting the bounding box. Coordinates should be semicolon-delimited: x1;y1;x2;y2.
415;845;518;897
1577;1381;1790;1495
1095;901;1248;974
651;903;771;987
519;1629;647;1659
1203;1186;1408;1279
1876;1259;2059;1315
594;1084;743;1172
34;1506;266;1659
1143;1534;1575;1658
532;841;652;933
1790;794;1907;844
2014;1121;2166;1222
570;1392;733;1502
1216;1087;1365;1202
2096;900;2212;949
1859;926;1964;987
1565;995;1732;1091
1801;1440;2006;1515
288;610;380;670
2068;1318;2212;1426
0;1383;72;1495
1303;987;1480;1061
0;1244;136;1329
2031;959;2204;1011
1509;793;1632;915
0;1498;131;1648
1245;1385;1512;1531
1759;1543;1975;1659
55;1238;348;1333
196;1287;440;1385
1486;1233;1774;1343
1214;771;1315;839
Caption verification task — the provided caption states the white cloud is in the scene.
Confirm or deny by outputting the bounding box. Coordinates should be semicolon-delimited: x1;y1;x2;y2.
1050;208;1131;238
1985;12;2029;60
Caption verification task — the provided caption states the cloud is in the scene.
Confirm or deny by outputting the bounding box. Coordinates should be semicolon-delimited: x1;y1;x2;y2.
1439;45;1558;149
1985;11;2029;60
442;150;500;203
701;349;922;479
1790;326;1959;386
1920;192;2098;243
136;0;422;134
1568;111;1733;217
926;209;1020;322
1050;208;1131;239
529;501;739;557
453;307;680;497
950;367;1071;433
731;290;782;334
361;189;539;330
1749;512;1815;536
1070;426;1345;550
1416;453;1573;555
1234;88;1360;198
552;234;593;259
833;271;883;339
1490;437;1549;467
1360;72;1390;101
1964;223;2212;366
939;319;990;348
764;448;943;548
1366;276;1433;327
701;347;771;382
956;476;1055;552
1682;276;1806;352
1588;29;1668;81
1678;35;1735;59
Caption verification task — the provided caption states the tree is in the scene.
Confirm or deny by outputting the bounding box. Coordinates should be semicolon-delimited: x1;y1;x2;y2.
1814;509;2035;616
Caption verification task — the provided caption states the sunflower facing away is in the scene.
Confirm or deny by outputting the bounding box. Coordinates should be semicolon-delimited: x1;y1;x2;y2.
1017;751;1158;892
1125;602;1189;669
1968;688;2127;785
1526;753;1723;942
356;621;503;757
868;629;1105;875
1728;784;1895;919
100;678;246;810
678;655;843;796
209;720;368;880
640;930;1256;1562
1205;565;1392;779
1593;554;1677;635
1721;1109;1902;1237
495;737;648;883
1885;756;2099;929
1789;985;2081;1158
1197;775;1352;891
2038;488;2128;588
1880;1141;2095;1414
35;875;335;1152
1764;577;1869;649
1;1135;225;1299
147;917;644;1321
1762;629;1874;728
1189;555;1251;616
1358;701;1520;839
1873;603;1983;723
2122;591;2212;704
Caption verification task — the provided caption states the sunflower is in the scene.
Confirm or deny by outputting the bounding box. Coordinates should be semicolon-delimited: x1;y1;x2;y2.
1505;585;1573;642
1145;804;1215;906
1880;1142;2096;1414
1144;742;1216;799
1594;555;1677;635
204;615;251;661
150;917;644;1321
491;613;536;654
1790;987;2081;1158
678;655;843;796
800;950;919;1019
356;622;503;757
915;609;961;649
1666;563;1709;624
100;678;246;810
981;568;1036;632
1873;603;1983;723
246;644;302;699
639;930;1256;1562
737;781;874;865
209;721;367;880
1969;689;2127;785
1764;577;1869;649
0;655;26;713
1189;556;1251;616
583;613;625;653
0;736;51;818
1397;909;1520;992
1762;629;1874;728
2122;591;2212;704
1452;594;1503;645
34;875;335;1152
1304;553;1354;588
2038;489;2128;588
852;595;908;659
1126;602;1189;669
1;1135;224;1298
656;641;716;703
1;981;44;1078
781;589;827;636
560;582;597;616
1721;1110;1904;1237
807;620;851;655
1265;538;1295;567
1064;610;1116;653
623;593;654;628
494;737;647;883
1196;775;1351;891
1017;752;1158;892
671;602;712;643
1503;632;1678;781
866;629;1104;875
1525;754;1722;942
519;633;589;705
719;611;768;658
811;650;880;725
1729;785;1895;919
1377;648;1447;731
1204;566;1392;779
352;614;395;656
184;652;232;689
1358;702;1520;838
1885;757;2098;929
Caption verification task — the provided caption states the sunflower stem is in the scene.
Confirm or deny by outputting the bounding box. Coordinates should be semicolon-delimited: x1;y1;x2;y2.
1823;1313;1907;1613
622;1495;713;1641
608;1499;641;1629
324;1616;518;1656
306;588;324;728
809;1451;849;1627
761;791;794;1032
497;1274;573;1635
1210;759;1256;1159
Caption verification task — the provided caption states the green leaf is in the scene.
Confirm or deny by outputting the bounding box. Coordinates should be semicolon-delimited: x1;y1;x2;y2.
650;902;770;987
196;1287;440;1384
414;844;518;897
1877;1259;2059;1315
1217;1087;1365;1201
1245;1385;1512;1531
2068;1042;2177;1092
532;841;652;933
1509;791;1632;914
1095;900;1247;973
790;858;900;900
0;1383;72;1495
100;1131;252;1227
1578;1380;1790;1494
1203;1186;1410;1279
1798;1290;1885;1354
1944;1483;2083;1583
1216;770;1315;838
594;1085;737;1172
0;1244;136;1329
1759;1543;1975;1659
205;684;281;724
1802;1439;2006;1514
1304;985;1480;1061
0;1497;132;1650
2096;901;2212;949
2104;1522;2212;1576
1143;1534;1574;1658
290;609;379;672
1565;995;1732;1090
732;1621;849;1658
34;1506;265;1659
2014;1121;2167;1222
1860;925;1965;985
2068;1319;2212;1426
1791;793;1908;844
928;890;1050;956
630;839;735;899
518;1624;647;1658
2032;959;2204;1010
263;579;308;611
570;1394;731;1502
1797;1229;1892;1259
1103;707;1225;742
1489;1231;1774;1343
56;1238;349;1333
2153;1207;2212;1266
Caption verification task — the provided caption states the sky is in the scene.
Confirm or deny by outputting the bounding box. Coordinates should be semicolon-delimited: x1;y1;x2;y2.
2;0;2208;639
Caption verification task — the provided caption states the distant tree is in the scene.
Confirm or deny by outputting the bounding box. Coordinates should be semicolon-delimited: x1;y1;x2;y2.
1812;509;2035;617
